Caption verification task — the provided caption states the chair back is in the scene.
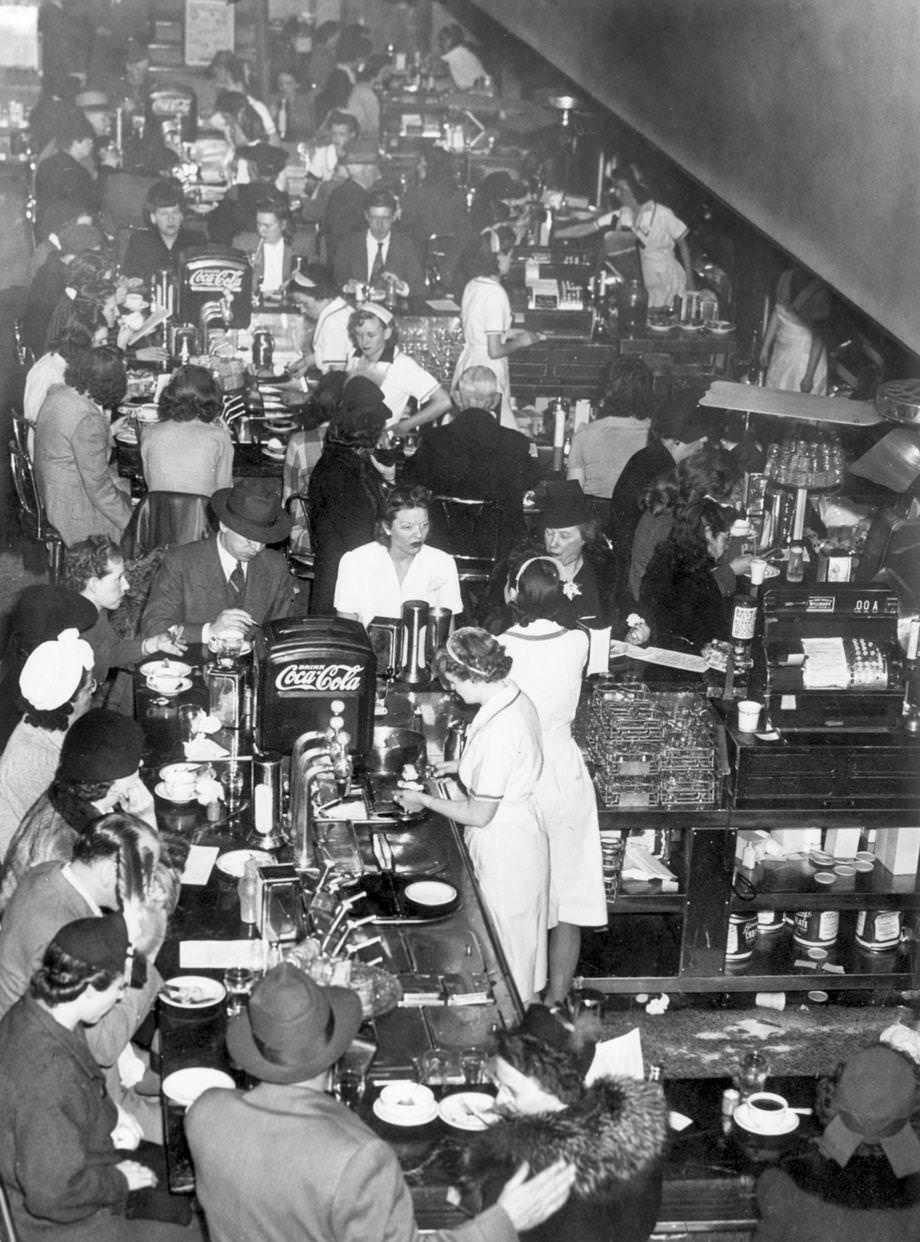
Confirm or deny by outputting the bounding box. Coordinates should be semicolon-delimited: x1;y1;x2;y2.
8;433;64;582
429;495;503;576
0;1178;19;1242
122;491;215;559
12;319;33;369
9;411;30;458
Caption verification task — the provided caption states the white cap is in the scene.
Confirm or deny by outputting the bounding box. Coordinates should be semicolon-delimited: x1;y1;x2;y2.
19;628;95;711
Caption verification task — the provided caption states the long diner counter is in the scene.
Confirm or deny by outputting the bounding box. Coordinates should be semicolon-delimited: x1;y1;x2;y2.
137;668;806;1235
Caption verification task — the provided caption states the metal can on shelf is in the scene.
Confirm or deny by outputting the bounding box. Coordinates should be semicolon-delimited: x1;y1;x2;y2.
792;908;839;949
726;912;758;960
855;909;902;952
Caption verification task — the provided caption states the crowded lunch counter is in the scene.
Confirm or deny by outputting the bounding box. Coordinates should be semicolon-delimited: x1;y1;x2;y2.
1;3;920;1241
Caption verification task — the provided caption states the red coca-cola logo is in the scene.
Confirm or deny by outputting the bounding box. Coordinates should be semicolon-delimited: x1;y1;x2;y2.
151;96;193;115
187;268;245;293
274;662;363;693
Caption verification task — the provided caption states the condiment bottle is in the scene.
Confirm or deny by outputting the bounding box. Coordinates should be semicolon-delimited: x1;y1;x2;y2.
238;859;259;924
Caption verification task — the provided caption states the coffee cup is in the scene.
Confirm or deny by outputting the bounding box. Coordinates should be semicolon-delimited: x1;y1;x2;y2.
741;1092;794;1134
160;763;199;801
749;557;769;586
737;700;762;733
147;672;184;693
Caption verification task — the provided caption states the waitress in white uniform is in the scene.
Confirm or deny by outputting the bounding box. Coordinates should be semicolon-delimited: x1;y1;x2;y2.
394;627;549;1002
499;556;607;1007
613;168;694;310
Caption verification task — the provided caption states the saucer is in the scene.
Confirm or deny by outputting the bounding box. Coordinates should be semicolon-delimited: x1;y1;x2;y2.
162;1065;234;1104
155;782;199;804
160;976;226;1012
734;1103;799;1137
141;659;192;679
707;320;736;335
215;848;274;879
372;1097;439;1127
145;677;193;697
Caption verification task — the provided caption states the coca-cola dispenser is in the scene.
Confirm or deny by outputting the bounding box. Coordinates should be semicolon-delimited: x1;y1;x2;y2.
179;250;253;332
254;618;376;756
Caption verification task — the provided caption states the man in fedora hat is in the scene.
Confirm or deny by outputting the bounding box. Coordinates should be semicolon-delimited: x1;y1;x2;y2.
187;963;576;1242
141;481;294;643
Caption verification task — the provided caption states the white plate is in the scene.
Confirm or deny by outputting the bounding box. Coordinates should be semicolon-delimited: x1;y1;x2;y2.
145;677;193;697
262;447;286;460
707;321;736;335
647;321;674;333
372;1097;439;1127
141;660;192;679
160;975;227;1011
404;880;458;907
162;1066;235;1106
155;782;199;804
734;1103;799;1137
438;1092;498;1131
115;429;138;445
215;848;274;879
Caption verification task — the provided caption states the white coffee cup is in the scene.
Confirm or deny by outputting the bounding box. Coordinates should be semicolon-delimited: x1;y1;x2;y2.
742;1091;793;1134
737;700;762;733
160;763;199;801
750;557;768;586
147;672;183;694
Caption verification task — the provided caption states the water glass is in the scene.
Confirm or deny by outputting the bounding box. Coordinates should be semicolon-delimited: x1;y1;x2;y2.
178;704;205;743
223;967;255;1018
460;1047;485;1086
733;1050;771;1098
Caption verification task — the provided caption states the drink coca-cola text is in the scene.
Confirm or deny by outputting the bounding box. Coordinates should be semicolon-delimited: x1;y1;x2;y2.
275;662;363;693
187;267;245;293
151;96;193;115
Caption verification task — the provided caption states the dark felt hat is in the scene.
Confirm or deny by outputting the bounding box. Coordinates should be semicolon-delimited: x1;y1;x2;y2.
239;142;289;180
334;375;391;438
58;708;145;783
226;962;362;1084
7;585;96;653
654;393;711;444
212;480;292;543
537;480;594;529
821;1045;920;1177
519;1002;597;1078
52;912;129;975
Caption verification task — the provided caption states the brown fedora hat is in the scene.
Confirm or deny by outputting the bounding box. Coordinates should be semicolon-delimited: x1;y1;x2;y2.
226;963;362;1084
212;481;292;544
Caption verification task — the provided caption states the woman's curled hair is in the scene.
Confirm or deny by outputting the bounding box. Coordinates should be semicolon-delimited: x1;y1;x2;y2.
507;553;570;627
434;626;511;684
63;344;127;408
30;939;116;1006
158;364;223;424
379;484;431;535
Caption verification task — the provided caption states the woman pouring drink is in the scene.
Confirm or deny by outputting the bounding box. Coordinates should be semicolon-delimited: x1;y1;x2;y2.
334;484;463;628
394;628;550;1003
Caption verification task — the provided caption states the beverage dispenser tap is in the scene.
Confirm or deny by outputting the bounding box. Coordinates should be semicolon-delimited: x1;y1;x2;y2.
289;749;335;871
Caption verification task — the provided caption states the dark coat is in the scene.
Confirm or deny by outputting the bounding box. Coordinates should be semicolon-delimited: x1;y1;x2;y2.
639;538;731;652
332;228;425;296
755;1149;920;1242
22;253;69;356
479;541;621;634
459;1077;668;1242
308;443;387;615
0;993;128;1242
34;151;100;239
140;537;295;643
403;407;539;553
120;226;199;281
607;440;674;555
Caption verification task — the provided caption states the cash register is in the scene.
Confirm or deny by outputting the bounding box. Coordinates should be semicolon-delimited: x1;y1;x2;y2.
729;585;919;809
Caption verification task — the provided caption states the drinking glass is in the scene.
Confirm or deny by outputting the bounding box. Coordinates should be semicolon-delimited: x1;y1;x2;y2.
223;967;255;1018
178;704;205;743
460;1047;485;1087
733;1050;770;1098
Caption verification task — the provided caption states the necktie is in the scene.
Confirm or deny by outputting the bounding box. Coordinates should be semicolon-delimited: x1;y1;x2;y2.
278;99;288;139
370;241;385;285
229;560;245;598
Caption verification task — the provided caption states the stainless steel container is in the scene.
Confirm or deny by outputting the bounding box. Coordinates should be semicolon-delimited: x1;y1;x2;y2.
365;726;426;776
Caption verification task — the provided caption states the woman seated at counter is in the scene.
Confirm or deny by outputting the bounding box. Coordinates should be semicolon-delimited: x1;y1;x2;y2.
235;197;309;300
395;627;549;1004
480;482;620;634
638;497;736;654
345;303;453;435
334;484;463;628
140;365;233;497
457;1004;668;1242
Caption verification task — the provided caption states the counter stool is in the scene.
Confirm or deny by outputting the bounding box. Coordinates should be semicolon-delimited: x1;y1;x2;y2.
8;427;63;583
122;491;215;559
0;1178;19;1242
430;494;503;615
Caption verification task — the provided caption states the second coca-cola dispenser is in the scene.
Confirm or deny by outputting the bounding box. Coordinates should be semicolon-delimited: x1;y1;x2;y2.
254;618;376;756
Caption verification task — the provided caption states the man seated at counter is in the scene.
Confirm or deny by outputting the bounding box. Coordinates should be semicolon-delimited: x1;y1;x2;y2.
334;484;463;628
141;480;294;644
121;179;197;282
186;962;575;1242
403;364;539;553
332;187;425;298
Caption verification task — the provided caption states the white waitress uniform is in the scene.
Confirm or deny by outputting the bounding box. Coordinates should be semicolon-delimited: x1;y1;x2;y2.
500;620;607;929
458;682;549;1001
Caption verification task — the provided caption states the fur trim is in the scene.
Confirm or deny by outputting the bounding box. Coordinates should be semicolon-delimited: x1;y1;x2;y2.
464;1077;668;1199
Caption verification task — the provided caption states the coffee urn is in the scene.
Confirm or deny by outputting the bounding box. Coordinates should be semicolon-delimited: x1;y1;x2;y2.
254;618;376;756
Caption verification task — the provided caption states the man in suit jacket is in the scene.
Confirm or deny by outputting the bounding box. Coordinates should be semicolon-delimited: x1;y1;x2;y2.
332;186;424;296
141;481;294;643
186;963;575;1242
